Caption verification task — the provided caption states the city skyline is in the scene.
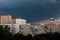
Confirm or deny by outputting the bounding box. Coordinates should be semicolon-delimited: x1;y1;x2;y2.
0;15;26;25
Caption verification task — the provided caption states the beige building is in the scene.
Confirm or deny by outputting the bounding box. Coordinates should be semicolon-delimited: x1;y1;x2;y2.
19;25;31;35
0;15;12;24
12;18;16;24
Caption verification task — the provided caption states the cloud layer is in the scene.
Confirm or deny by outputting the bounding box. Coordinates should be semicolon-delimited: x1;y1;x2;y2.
0;0;60;22
0;0;57;8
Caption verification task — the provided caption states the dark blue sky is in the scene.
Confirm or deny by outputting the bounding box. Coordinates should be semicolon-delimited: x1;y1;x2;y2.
0;0;60;22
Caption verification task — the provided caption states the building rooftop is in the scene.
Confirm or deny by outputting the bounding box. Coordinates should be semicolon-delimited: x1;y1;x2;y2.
0;14;11;16
15;18;26;20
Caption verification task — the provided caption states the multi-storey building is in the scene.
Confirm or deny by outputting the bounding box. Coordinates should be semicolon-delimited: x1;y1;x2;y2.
12;18;16;24
19;25;31;35
0;14;27;34
0;15;12;24
15;18;26;25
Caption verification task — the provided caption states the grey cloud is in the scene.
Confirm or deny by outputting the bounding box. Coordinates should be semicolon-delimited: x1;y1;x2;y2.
0;0;58;8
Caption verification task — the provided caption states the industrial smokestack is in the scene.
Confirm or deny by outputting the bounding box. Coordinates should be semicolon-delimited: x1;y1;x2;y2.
49;16;54;24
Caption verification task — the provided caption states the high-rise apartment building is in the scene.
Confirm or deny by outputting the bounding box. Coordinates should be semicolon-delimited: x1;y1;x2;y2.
0;15;12;24
15;18;26;25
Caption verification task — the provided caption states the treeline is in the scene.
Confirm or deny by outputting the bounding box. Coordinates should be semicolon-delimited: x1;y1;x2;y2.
0;25;60;40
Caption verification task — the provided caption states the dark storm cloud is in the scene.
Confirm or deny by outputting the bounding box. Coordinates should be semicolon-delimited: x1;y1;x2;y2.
0;0;60;22
0;0;57;8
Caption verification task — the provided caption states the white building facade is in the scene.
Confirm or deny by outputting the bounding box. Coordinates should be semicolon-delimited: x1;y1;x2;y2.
16;18;26;25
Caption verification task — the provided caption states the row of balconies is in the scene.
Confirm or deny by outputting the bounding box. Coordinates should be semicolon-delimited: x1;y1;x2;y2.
0;23;60;35
19;24;60;35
